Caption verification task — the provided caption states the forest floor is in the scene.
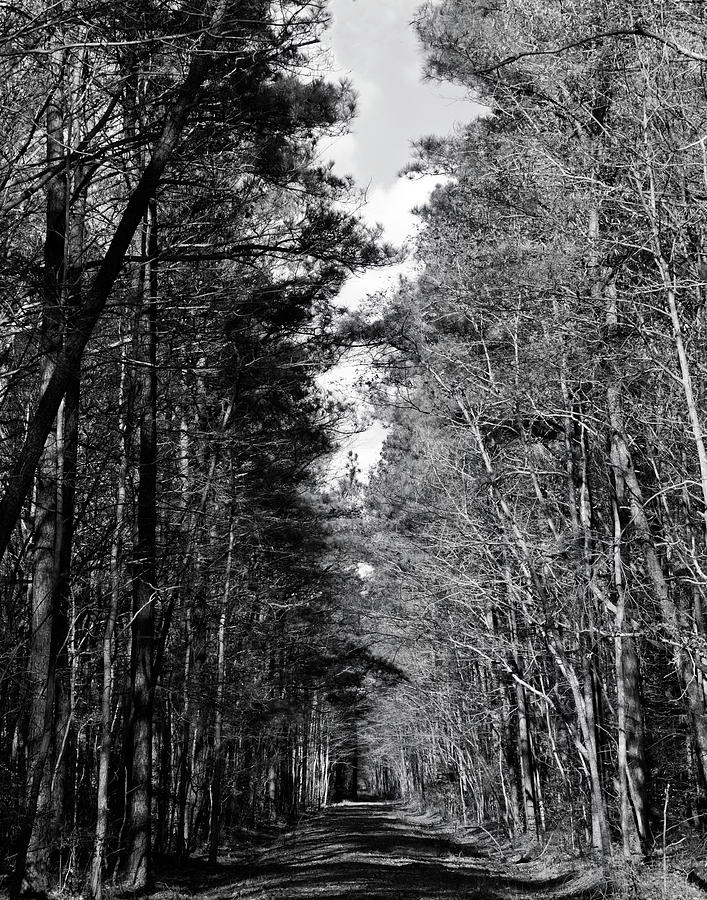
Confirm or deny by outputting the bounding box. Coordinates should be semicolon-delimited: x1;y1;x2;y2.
151;802;620;899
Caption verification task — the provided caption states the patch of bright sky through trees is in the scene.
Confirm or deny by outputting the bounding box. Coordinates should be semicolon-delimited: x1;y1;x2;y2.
317;0;482;484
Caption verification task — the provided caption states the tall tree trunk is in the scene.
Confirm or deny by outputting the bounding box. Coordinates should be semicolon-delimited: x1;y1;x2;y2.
49;147;87;865
176;604;193;859
576;421;607;853
612;490;647;855
48;362;79;839
209;521;234;863
124;199;158;890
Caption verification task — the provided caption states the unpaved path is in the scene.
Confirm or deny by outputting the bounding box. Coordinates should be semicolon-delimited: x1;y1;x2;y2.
157;803;604;900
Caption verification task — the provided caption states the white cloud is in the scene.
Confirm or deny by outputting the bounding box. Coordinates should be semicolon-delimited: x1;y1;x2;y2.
323;132;358;179
336;263;403;311
365;175;443;244
335;174;448;311
324;0;478;188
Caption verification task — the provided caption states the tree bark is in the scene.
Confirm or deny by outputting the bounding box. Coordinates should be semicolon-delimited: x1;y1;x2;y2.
613;485;647;855
208;521;234;863
176;605;193;859
124;200;158;890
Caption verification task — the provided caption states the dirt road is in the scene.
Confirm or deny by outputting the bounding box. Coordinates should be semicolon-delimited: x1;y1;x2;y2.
160;802;603;900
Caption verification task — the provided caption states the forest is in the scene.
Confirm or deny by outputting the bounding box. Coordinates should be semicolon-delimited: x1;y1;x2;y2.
5;0;707;898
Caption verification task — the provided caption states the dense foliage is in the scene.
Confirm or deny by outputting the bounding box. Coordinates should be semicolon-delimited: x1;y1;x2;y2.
353;0;707;867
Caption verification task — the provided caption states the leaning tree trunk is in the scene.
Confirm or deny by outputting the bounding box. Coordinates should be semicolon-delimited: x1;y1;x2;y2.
607;383;707;783
14;30;67;897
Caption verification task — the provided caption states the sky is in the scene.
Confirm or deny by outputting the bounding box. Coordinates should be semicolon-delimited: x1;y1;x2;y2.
317;0;481;482
325;0;475;190
319;0;482;307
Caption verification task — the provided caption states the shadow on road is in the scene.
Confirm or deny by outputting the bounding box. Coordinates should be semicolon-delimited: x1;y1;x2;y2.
149;802;605;900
